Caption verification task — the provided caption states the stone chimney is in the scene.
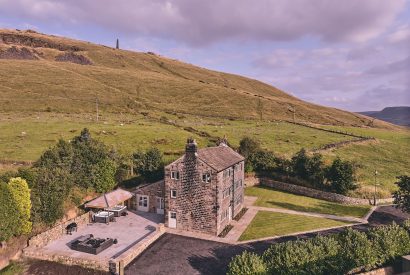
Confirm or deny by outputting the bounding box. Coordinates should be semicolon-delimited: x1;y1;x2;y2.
185;138;197;156
218;135;228;147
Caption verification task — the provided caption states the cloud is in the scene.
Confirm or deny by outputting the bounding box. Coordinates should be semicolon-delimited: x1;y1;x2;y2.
0;0;406;45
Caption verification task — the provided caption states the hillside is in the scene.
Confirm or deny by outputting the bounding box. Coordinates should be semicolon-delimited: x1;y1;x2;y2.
0;28;393;128
359;107;410;127
0;29;408;196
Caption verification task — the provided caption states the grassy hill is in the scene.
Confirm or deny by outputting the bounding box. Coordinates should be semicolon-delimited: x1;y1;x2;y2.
0;29;408;196
0;29;394;127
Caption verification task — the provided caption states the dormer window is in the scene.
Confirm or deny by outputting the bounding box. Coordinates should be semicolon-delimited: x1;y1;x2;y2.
171;171;180;180
202;173;211;183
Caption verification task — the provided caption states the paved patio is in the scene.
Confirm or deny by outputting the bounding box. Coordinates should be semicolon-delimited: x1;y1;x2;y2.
40;211;163;264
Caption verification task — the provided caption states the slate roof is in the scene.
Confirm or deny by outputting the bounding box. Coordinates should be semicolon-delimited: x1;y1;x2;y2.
197;145;244;171
84;188;133;209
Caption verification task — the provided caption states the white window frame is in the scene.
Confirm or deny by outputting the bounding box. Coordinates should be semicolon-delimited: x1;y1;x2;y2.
202;173;211;183
170;189;177;198
171;171;180;180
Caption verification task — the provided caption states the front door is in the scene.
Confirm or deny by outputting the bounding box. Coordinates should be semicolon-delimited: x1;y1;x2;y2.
156;197;164;214
137;195;149;212
168;211;177;228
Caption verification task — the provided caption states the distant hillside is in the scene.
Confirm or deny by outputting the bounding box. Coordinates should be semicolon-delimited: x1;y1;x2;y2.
359;107;410;127
0;28;393;128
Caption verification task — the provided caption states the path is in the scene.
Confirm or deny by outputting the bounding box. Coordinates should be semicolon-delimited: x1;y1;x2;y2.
222;196;366;242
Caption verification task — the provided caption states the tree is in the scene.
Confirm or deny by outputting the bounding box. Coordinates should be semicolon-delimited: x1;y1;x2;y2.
133;148;164;182
31;167;71;225
291;148;310;180
256;98;264;120
7;177;32;235
248;150;276;172
227;251;266;275
239;137;260;159
92;159;117;193
393;176;410;213
325;158;357;195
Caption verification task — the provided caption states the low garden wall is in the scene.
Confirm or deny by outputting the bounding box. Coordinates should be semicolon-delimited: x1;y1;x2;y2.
247;176;393;205
27;212;90;249
112;223;165;274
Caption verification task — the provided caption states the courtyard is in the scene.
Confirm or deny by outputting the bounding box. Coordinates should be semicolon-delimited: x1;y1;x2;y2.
37;211;163;266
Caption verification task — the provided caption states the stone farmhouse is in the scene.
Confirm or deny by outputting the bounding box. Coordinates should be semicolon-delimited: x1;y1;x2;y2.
133;138;245;236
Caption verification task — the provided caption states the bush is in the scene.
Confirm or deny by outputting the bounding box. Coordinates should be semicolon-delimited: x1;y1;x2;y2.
262;235;341;275
337;228;377;272
393;175;410;213
0;178;32;241
0;181;19;241
402;219;410;231
227;251;266;275
230;225;410;275
7;177;32;235
368;223;410;265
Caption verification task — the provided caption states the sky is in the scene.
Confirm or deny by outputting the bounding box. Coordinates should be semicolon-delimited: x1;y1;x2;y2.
0;0;409;112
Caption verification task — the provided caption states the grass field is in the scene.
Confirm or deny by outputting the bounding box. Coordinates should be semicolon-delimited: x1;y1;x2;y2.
245;186;371;218
239;211;351;241
0;29;408;195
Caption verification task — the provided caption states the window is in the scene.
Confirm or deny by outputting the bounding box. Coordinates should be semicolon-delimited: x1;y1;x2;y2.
170;189;177;198
138;196;148;207
170;212;177;219
171;171;180;180
202;173;211;183
235;180;242;189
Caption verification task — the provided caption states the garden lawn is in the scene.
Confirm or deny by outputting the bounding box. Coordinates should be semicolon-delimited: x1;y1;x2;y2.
239;211;351;241
246;186;371;218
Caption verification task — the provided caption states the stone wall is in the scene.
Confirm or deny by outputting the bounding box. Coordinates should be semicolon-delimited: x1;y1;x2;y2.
28;212;90;249
113;224;166;274
23;249;107;271
133;180;164;213
358;266;394;275
165;155;218;235
250;177;392;205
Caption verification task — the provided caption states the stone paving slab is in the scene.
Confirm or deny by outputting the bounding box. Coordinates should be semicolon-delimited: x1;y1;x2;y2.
27;211;163;266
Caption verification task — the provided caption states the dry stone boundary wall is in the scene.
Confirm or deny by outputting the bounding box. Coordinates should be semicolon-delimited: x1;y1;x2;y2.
246;176;393;205
27;212;89;249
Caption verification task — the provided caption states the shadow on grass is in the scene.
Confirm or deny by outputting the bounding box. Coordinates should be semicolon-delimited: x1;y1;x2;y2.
265;200;351;216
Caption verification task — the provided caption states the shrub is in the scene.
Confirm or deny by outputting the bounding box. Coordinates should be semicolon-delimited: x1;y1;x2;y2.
402;219;410;231
0;181;19;241
0;178;32;241
368;223;410;265
337;228;377;272
7;177;32;235
227;251;266;275
393;175;410;213
262;235;341;275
